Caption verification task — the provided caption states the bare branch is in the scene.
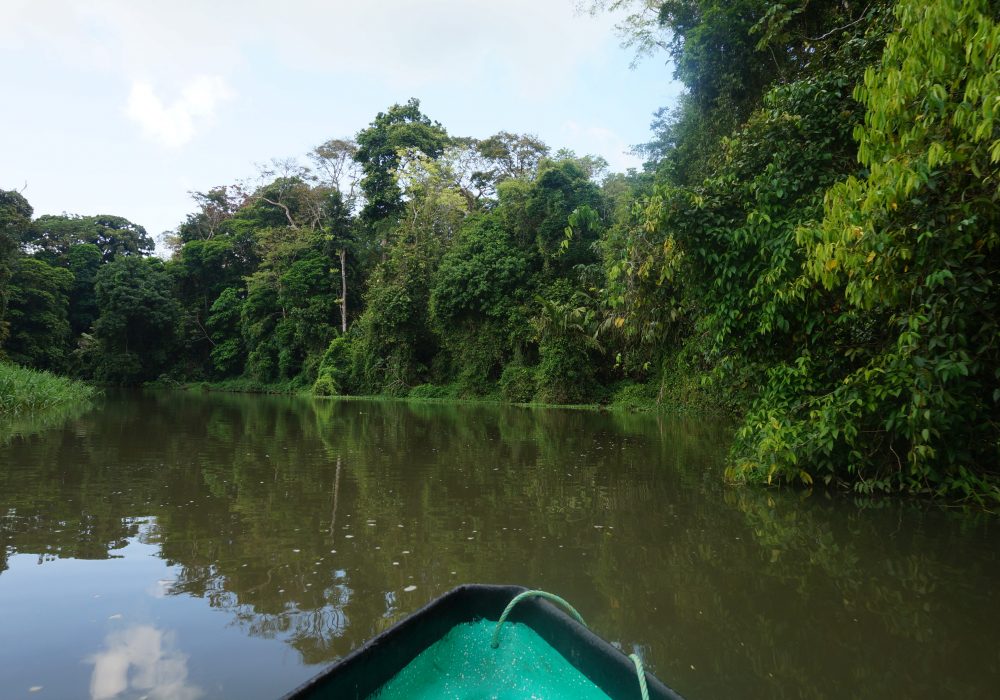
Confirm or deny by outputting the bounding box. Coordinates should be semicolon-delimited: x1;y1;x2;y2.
808;2;873;42
260;196;297;228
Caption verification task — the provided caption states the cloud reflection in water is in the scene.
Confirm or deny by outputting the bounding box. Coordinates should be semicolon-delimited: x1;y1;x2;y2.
88;625;202;700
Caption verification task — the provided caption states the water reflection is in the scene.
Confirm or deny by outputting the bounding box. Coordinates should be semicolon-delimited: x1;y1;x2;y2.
0;399;93;448
0;390;997;699
89;625;202;700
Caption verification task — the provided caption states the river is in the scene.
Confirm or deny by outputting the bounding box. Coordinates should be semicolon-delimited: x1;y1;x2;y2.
1;390;997;698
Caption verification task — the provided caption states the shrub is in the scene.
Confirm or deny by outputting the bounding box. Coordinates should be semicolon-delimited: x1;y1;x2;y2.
499;362;536;403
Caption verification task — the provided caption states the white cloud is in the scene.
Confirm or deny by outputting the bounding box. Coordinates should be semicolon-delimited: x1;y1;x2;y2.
564;120;644;173
126;76;235;148
1;1;619;94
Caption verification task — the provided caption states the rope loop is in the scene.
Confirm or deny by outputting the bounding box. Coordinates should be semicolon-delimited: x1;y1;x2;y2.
490;590;649;700
490;590;586;649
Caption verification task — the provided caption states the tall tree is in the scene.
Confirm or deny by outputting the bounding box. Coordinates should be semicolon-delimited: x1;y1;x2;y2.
65;243;102;337
349;148;471;394
240;225;338;383
310;138;361;205
4;257;72;370
91;257;178;383
0;189;32;347
472;132;550;197
318;190;354;333
29;214;154;263
310;139;362;333
174;186;244;246
354;98;448;226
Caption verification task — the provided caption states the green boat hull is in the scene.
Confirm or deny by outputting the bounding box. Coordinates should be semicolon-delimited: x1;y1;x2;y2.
282;584;684;700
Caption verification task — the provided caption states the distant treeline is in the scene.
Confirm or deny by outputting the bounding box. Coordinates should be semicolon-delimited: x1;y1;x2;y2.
1;0;997;503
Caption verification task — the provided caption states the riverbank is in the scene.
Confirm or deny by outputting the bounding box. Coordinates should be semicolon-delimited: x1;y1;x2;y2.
149;375;723;416
0;362;96;416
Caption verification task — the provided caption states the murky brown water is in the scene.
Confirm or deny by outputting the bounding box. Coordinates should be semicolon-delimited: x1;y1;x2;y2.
1;390;998;699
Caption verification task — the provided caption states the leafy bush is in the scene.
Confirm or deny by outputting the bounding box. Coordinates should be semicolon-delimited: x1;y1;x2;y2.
408;383;456;400
313;335;353;396
609;381;656;411
535;337;597;405
499;361;536;403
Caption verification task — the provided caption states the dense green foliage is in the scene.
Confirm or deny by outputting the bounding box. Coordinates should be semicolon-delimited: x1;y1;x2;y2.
2;1;997;503
729;0;1000;501
89;256;179;383
0;190;33;347
4;258;73;370
356;97;450;226
598;0;999;504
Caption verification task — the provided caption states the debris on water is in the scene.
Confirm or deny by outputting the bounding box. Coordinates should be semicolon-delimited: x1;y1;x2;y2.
29;687;42;693
108;614;122;620
403;585;417;592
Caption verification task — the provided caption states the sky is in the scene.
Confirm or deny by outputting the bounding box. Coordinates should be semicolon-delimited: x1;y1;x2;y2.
1;1;681;251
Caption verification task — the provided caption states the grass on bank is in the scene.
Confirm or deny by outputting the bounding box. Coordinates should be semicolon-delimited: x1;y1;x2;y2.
0;362;97;416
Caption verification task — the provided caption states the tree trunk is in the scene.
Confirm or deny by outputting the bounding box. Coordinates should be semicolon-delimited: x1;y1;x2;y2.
339;248;348;333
